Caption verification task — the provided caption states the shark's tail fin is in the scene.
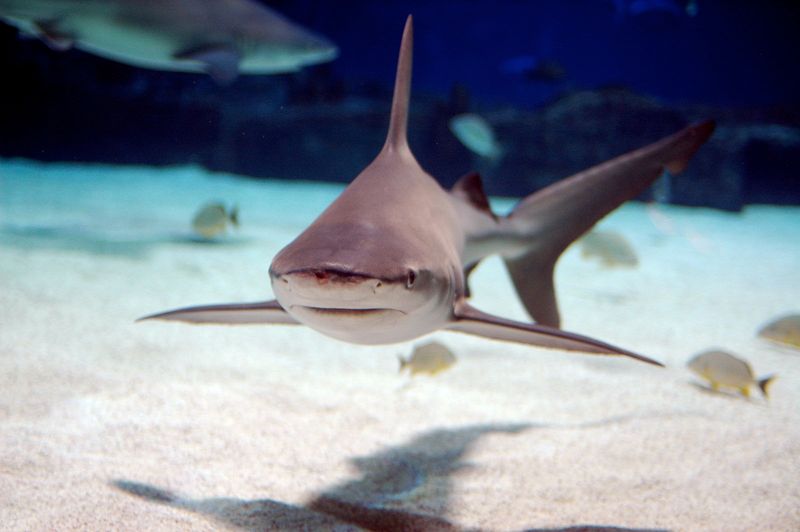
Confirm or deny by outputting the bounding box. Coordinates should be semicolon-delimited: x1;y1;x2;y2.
382;15;414;154
503;120;715;328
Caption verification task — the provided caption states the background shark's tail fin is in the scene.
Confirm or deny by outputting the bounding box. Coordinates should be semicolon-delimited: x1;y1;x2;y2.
503;120;715;328
383;15;414;153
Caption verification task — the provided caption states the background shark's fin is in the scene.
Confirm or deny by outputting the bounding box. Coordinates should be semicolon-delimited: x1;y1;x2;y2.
33;20;74;51
448;301;662;365
503;120;715;328
174;44;242;84
383;15;414;153
138;299;298;325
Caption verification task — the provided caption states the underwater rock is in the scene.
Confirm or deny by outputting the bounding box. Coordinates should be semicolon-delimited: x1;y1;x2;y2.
463;89;800;211
480;88;728;207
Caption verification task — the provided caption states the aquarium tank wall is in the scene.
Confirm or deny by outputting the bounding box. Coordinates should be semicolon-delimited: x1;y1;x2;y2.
0;0;798;210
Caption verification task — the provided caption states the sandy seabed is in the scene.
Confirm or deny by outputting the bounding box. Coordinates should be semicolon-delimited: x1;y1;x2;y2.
1;159;799;531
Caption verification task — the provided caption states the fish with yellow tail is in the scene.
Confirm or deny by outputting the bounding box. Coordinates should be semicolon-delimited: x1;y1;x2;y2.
687;349;776;399
757;314;800;349
192;202;239;240
399;341;457;377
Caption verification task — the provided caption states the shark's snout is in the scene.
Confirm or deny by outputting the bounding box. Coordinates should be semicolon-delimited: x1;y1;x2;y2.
270;267;419;344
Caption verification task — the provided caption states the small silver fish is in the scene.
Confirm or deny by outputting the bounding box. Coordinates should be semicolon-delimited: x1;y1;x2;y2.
579;230;638;267
448;113;503;160
399;341;457;377
191;203;239;239
757;314;800;349
687;349;776;398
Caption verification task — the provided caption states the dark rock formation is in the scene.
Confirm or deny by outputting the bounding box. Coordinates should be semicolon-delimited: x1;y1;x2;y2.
428;88;800;211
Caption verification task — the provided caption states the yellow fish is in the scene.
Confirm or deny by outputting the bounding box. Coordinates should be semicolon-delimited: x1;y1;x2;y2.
757;314;800;349
579;230;638;267
687;349;776;398
399;341;457;377
191;203;239;239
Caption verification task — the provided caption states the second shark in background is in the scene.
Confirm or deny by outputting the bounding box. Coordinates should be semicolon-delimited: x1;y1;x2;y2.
0;0;338;83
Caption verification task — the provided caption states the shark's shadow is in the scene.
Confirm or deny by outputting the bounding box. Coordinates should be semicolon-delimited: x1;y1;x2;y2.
113;423;526;530
305;423;530;530
111;480;344;530
112;419;677;531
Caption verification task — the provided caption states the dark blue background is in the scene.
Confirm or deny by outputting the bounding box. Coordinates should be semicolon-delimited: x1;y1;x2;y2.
277;0;798;108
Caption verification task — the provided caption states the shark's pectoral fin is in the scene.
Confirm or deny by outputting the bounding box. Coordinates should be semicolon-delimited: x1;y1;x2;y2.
447;300;662;366
138;299;298;325
174;45;242;84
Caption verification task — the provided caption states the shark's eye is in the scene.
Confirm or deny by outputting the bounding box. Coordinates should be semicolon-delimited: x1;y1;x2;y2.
406;270;417;289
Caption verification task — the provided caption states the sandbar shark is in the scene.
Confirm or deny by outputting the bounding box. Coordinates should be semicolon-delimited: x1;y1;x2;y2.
142;17;714;365
0;0;337;83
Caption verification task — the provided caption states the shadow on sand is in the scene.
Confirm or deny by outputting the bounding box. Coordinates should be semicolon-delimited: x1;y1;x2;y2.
112;420;674;531
0;223;251;258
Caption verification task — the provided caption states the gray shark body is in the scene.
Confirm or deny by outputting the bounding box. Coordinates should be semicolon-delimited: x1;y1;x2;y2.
142;17;715;365
0;0;337;83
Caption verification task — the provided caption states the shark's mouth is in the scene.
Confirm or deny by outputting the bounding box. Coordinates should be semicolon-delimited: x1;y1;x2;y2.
293;305;406;316
286;304;412;345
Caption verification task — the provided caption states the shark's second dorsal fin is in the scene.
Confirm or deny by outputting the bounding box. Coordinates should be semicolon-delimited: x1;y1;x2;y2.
383;15;413;153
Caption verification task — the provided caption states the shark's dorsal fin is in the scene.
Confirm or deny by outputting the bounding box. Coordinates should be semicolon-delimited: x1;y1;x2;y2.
382;15;414;153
